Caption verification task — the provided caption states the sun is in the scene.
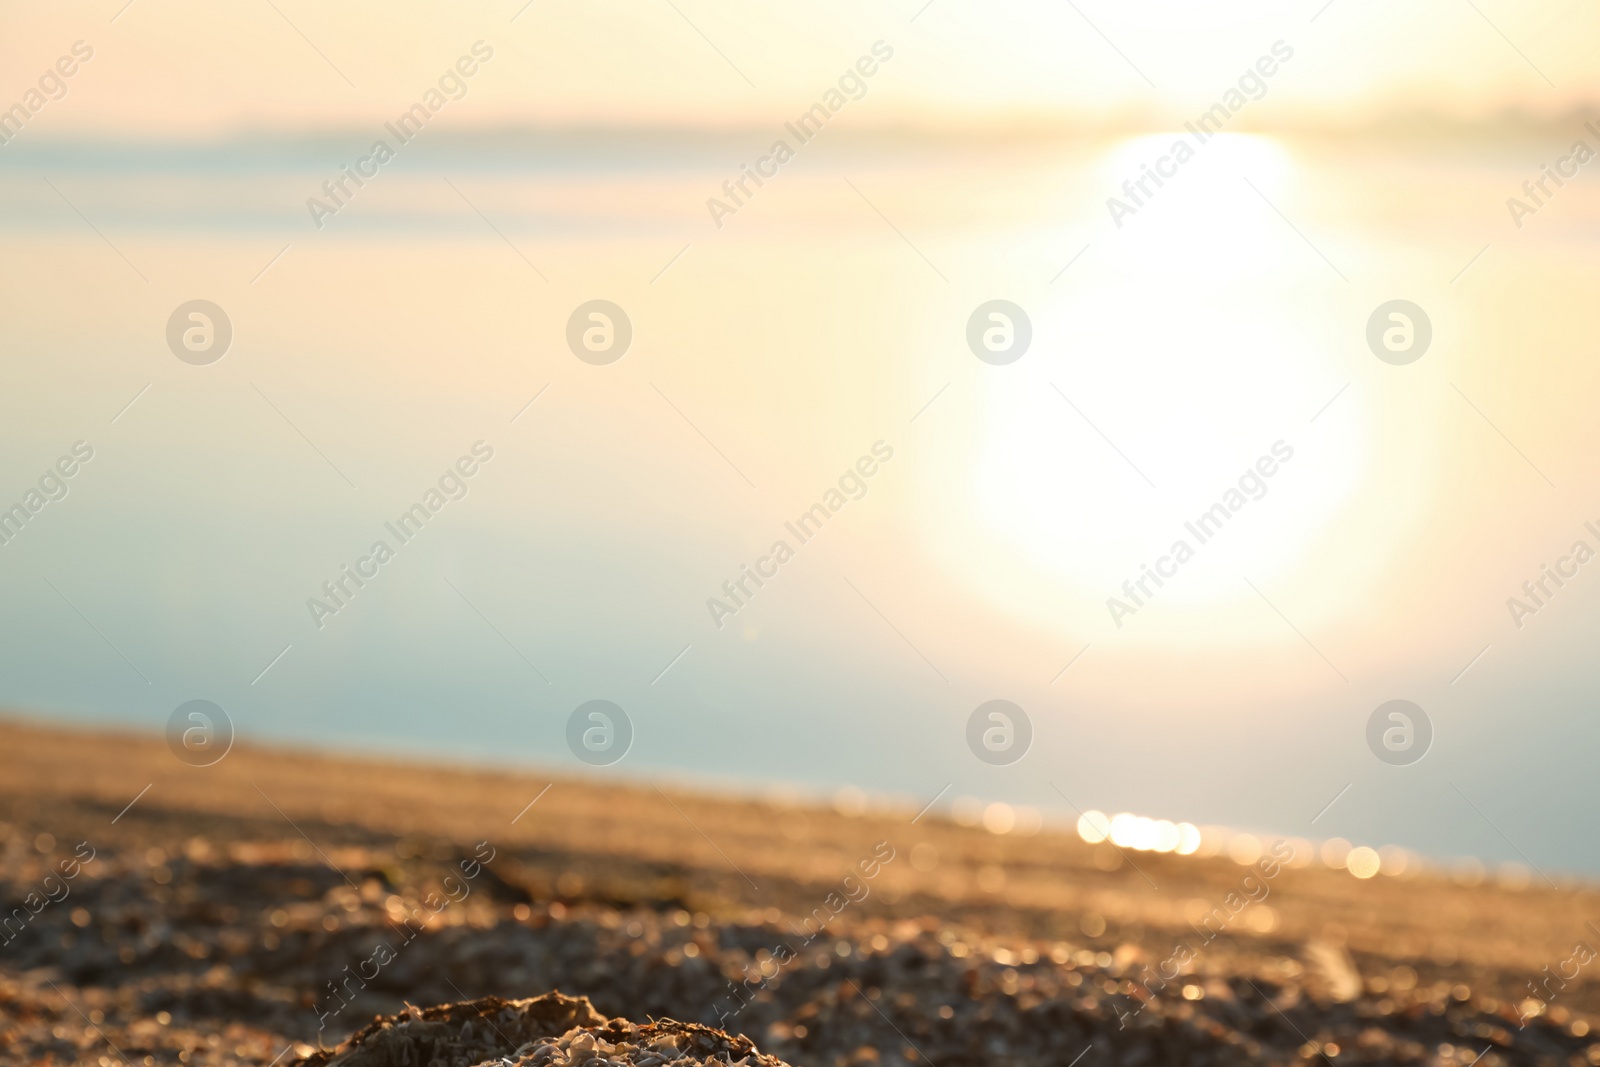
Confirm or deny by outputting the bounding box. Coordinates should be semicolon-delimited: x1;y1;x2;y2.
924;134;1370;642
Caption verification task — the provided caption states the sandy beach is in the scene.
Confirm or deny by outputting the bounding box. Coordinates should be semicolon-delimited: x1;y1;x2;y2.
2;716;1597;1066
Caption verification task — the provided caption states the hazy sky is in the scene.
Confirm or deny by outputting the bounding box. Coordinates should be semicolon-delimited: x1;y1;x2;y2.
3;0;1597;136
7;0;1600;876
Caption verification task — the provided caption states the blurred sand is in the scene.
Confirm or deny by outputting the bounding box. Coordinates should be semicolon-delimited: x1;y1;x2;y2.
2;716;1598;1066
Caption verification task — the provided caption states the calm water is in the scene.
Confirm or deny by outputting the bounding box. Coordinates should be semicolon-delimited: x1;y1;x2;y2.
4;125;1599;874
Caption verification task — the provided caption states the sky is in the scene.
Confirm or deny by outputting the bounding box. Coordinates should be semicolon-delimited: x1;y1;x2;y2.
2;0;1598;136
4;0;1600;877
